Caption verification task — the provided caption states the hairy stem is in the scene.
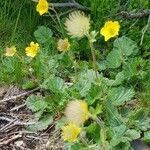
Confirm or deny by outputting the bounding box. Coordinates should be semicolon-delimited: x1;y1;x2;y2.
80;136;91;149
51;8;65;37
87;36;98;80
89;114;107;150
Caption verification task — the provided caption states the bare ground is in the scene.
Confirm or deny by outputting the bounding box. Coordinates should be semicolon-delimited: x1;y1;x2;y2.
0;86;64;150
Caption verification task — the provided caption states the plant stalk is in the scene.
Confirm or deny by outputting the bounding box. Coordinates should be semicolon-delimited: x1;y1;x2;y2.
80;136;91;150
88;38;98;80
51;8;65;37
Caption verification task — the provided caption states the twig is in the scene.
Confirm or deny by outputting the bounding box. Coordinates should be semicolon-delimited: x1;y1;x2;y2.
70;0;76;3
31;0;89;10
25;135;42;140
0;134;22;145
10;103;26;112
0;116;13;122
0;116;35;128
0;119;16;132
0;87;40;103
58;9;73;17
120;9;150;19
52;3;89;10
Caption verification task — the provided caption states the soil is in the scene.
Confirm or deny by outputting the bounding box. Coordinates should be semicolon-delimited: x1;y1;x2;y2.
0;86;64;150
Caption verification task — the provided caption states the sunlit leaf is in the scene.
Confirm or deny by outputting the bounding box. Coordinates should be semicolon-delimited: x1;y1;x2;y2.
122;57;145;79
113;36;138;56
76;69;97;97
105;100;123;127
42;76;66;93
34;26;53;44
26;114;53;132
108;86;135;106
26;94;47;112
106;49;122;68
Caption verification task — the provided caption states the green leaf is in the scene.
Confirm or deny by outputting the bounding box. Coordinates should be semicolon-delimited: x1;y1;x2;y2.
106;49;122;68
125;129;141;140
108;86;135;106
42;76;66;93
26;114;53;132
68;142;85;150
135;118;150;131
98;60;107;70
26;95;47;112
87;123;101;143
34;26;53;44
103;72;125;86
109;125;135;149
105;36;138;69
86;84;101;104
90;104;103;119
109;125;127;146
112;125;126;137
122;57;145;79
111;140;131;150
76;69;97;97
113;36;138;56
105;100;122;127
22;80;37;90
0;57;23;83
143;131;150;142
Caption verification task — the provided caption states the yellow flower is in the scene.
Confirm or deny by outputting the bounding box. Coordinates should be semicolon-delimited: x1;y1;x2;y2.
65;100;89;125
5;46;16;57
57;38;70;52
65;11;90;38
25;42;39;58
100;21;120;41
62;123;81;143
36;0;49;15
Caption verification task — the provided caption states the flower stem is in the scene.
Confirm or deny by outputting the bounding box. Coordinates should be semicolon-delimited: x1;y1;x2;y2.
89;114;108;150
87;35;98;80
89;113;104;127
51;8;65;37
80;136;91;149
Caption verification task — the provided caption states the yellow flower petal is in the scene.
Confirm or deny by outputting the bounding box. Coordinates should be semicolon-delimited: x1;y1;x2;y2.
36;0;49;16
80;101;89;122
5;46;16;57
65;100;89;125
65;11;90;38
25;42;39;58
100;21;120;41
57;38;70;52
62;123;81;143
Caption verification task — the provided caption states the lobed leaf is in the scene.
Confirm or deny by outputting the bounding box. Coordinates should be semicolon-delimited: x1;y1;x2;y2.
34;26;53;44
108;86;135;106
113;36;138;56
26;114;53;132
26;94;47;112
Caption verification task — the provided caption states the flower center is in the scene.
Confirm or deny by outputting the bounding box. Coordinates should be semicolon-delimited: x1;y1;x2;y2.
109;28;115;35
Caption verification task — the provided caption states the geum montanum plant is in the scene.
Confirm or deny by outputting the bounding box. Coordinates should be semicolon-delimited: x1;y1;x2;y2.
3;0;149;149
